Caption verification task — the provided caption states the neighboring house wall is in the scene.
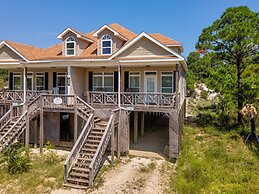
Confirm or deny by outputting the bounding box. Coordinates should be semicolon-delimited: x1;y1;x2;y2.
62;32;90;56
118;37;173;58
97;29;124;55
0;46;23;61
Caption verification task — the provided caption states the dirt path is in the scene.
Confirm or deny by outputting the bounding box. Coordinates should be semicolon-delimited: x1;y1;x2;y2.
52;156;174;194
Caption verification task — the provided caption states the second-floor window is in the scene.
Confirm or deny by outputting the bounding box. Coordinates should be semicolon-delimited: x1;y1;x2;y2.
66;37;75;56
36;73;45;90
13;72;21;90
161;72;174;93
129;72;140;92
93;72;114;92
102;34;112;55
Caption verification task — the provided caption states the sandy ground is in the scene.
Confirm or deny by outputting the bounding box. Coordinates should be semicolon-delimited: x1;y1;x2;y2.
52;156;174;194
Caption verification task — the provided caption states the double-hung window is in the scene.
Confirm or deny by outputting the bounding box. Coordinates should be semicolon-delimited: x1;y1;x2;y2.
161;72;174;93
36;73;45;90
101;34;112;55
57;72;67;94
129;72;140;92
66;37;75;56
93;72;114;92
13;73;21;90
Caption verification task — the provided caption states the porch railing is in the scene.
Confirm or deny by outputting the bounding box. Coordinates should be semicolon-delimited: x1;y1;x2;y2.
0;90;52;103
86;91;177;108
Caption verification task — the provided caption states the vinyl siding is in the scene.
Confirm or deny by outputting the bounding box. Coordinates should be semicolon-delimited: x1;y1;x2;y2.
0;45;23;61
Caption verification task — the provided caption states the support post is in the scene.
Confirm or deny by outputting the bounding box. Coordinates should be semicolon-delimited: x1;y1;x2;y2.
134;111;138;144
117;62;121;108
175;64;180;109
33;119;38;148
23;67;27;104
111;113;115;164
74;96;78;143
25;113;29;147
117;109;121;158
40;96;44;154
141;112;145;136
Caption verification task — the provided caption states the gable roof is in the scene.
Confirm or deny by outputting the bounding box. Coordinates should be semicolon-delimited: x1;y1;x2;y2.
109;32;185;61
149;33;181;45
57;28;94;42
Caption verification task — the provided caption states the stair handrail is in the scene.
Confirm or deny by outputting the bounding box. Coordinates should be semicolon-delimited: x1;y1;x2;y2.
27;95;41;116
76;96;95;112
64;113;94;183
88;114;114;187
0;111;27;148
0;109;12;130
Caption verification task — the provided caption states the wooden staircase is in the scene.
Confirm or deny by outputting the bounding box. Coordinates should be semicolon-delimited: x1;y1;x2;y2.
65;118;108;189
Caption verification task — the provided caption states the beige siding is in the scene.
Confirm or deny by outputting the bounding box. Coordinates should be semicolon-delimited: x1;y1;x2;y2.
0;45;23;61
168;46;181;54
62;32;89;56
70;67;86;97
118;37;173;58
97;29;124;55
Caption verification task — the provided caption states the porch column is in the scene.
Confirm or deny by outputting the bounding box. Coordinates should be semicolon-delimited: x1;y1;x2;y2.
175;64;180;109
74;96;78;143
111;112;115;164
117;61;121;108
117;109;121;158
40;96;44;154
134;111;138;144
141;112;145;136
33;119;38;148
23;67;27;103
25;114;29;147
67;66;71;95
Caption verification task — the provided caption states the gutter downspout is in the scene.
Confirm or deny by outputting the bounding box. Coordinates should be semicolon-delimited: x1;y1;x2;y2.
117;61;121;108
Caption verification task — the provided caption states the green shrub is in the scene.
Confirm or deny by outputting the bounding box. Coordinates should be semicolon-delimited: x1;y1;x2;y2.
44;141;55;150
4;144;31;174
200;90;208;100
43;150;62;165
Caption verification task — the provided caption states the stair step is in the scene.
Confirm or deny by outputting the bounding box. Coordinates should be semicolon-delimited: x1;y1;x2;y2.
72;166;89;173
80;152;94;157
75;162;91;167
78;157;92;162
70;172;89;178
94;118;102;123
88;135;102;139
64;183;88;189
82;148;96;152
68;177;88;184
87;139;100;143
91;130;104;135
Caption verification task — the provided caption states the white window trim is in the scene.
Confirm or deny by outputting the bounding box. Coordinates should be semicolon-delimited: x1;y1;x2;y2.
160;71;174;93
129;71;141;92
13;72;21;90
36;72;45;91
93;72;114;92
101;34;112;55
26;72;34;90
65;37;76;56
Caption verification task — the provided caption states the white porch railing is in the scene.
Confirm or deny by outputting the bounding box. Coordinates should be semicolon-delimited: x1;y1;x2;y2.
86;91;177;108
0;90;52;103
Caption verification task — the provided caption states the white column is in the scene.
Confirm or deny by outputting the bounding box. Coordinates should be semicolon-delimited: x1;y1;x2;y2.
23;67;27;103
67;66;71;95
117;61;121;108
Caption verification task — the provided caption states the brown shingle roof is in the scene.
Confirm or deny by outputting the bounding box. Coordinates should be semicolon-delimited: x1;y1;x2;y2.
2;23;182;61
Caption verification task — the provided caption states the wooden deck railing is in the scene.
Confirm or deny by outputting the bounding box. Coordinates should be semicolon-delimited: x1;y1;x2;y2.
64;114;94;183
0;109;11;131
0;90;52;103
87;91;177;108
88;114;114;187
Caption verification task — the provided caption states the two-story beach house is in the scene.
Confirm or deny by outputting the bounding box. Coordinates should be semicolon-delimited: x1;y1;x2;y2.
0;23;186;188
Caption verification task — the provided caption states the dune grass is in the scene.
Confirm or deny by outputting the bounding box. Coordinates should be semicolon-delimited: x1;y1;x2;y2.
171;124;259;193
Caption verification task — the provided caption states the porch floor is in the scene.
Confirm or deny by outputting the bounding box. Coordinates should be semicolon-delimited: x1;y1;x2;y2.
129;113;168;158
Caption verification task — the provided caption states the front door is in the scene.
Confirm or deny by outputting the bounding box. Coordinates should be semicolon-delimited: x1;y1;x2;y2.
26;73;33;90
144;71;157;104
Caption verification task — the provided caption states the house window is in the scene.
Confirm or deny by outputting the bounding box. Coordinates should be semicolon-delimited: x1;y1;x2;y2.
93;72;114;92
57;72;67;94
129;72;140;92
66;37;75;56
27;72;33;90
161;72;174;93
101;34;112;55
13;73;21;90
36;73;45;90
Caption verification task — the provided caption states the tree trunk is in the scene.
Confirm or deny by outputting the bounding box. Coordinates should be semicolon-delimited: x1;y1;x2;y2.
237;61;243;125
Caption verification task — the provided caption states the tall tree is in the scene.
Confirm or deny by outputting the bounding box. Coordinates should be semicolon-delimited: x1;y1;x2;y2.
196;6;259;124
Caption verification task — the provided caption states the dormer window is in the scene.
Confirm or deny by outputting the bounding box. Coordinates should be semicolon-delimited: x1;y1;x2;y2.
66;37;75;56
102;34;112;55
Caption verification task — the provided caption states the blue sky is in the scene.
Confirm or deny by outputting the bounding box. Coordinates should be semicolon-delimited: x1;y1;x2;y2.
0;0;258;57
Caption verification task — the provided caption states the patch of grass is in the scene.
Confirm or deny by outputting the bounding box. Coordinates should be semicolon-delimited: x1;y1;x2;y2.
0;149;65;194
171;124;259;193
139;161;156;173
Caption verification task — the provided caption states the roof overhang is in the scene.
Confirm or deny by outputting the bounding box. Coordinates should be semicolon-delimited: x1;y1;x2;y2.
109;32;185;61
0;41;29;62
57;28;94;42
93;25;128;41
